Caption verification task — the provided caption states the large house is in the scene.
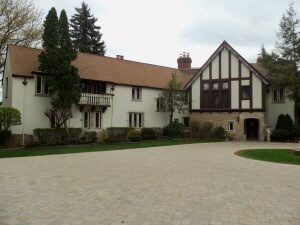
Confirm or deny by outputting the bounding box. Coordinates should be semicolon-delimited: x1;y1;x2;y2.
2;41;296;143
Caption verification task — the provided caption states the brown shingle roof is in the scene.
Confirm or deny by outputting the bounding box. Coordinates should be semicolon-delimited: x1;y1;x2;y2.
251;63;269;78
8;45;197;89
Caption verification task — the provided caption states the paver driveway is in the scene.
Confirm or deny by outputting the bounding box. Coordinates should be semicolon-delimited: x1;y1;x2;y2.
0;142;300;225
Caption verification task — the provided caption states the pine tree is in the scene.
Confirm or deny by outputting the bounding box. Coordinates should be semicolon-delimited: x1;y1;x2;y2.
70;2;106;55
259;3;300;125
39;8;81;129
38;7;60;79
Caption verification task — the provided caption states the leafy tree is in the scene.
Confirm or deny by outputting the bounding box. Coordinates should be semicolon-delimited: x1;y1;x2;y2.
0;0;42;73
258;3;300;125
70;2;106;55
160;73;186;124
0;107;21;131
39;8;81;130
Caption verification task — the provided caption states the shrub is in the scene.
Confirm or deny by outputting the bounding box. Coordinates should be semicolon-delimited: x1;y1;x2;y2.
0;130;11;146
275;114;293;131
163;120;184;138
291;126;300;139
106;127;134;141
80;131;97;144
33;128;82;145
141;128;156;140
128;130;142;142
271;129;290;142
99;129;108;143
214;126;225;140
190;121;214;138
0;107;21;131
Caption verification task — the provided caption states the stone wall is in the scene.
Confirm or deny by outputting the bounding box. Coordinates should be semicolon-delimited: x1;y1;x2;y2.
190;111;266;141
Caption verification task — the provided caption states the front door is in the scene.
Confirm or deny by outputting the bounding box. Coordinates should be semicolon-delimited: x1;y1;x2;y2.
244;118;259;140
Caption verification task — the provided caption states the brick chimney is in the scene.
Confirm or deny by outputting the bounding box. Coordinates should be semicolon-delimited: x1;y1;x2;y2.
177;52;192;70
116;55;124;60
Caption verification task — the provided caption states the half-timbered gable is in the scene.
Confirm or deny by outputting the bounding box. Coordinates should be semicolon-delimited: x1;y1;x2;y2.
187;41;268;112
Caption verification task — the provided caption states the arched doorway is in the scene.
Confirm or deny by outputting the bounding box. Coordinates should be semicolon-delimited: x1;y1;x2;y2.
244;118;259;140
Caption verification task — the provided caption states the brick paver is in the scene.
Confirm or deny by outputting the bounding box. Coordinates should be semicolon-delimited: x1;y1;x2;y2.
0;142;299;225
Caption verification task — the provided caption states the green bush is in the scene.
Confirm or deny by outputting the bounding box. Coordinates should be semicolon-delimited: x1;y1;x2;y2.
190;121;214;138
0;130;11;146
0;107;21;131
106;127;134;141
163;121;184;138
128;130;142;142
275;114;293;131
271;129;290;142
141;128;156;140
80;131;97;144
33;128;82;145
214;126;225;140
291;126;300;139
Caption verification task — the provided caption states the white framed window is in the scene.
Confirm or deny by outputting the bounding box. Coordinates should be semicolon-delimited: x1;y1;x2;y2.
35;75;49;95
157;98;166;111
272;88;285;103
129;112;144;128
83;111;90;129
132;87;142;100
95;111;102;129
228;121;235;132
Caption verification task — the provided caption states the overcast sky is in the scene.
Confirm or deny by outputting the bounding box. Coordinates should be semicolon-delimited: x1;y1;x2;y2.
33;0;300;68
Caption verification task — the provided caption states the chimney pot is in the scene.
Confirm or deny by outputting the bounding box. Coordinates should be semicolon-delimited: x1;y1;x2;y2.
177;52;192;70
116;55;124;60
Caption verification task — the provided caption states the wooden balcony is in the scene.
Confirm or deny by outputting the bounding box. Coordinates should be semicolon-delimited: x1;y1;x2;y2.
79;93;112;106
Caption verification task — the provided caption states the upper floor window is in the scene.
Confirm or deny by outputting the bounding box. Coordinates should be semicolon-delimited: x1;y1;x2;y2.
157;98;166;111
36;75;49;95
129;112;144;128
201;81;229;109
132;87;142;100
273;88;285;103
241;85;251;100
80;80;106;94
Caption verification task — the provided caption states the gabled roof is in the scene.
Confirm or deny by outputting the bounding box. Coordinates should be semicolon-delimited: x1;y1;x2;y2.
185;41;269;88
7;45;197;89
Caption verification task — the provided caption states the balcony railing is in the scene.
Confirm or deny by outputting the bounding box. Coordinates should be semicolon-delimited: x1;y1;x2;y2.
79;93;112;106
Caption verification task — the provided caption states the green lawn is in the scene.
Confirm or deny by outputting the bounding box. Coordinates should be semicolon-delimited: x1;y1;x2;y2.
235;149;300;165
0;138;220;158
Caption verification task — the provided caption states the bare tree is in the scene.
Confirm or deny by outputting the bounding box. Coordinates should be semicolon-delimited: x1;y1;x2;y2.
0;0;43;74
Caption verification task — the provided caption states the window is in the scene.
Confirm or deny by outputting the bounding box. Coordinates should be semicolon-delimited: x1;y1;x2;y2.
157;98;166;111
83;111;90;129
132;87;142;100
129;112;144;128
273;88;285;103
95;112;102;129
35;75;49;95
228;121;235;132
241;85;251;100
183;117;190;128
203;83;210;90
80;80;107;94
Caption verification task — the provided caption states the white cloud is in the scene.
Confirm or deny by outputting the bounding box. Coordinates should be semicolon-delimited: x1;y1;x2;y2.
33;0;300;67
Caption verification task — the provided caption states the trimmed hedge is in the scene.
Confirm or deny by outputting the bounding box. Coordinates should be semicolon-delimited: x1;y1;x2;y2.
141;128;157;140
0;130;11;146
214;126;226;140
80;131;97;144
271;129;290;142
128;130;142;142
33;128;82;145
106;127;133;141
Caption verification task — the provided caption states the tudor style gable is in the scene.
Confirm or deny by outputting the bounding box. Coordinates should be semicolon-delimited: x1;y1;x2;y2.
187;41;268;112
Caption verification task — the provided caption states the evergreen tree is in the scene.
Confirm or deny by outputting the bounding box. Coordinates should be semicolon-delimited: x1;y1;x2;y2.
70;2;106;55
39;8;81;130
258;3;300;125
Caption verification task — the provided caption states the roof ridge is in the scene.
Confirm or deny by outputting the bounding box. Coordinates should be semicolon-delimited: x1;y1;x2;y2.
8;44;179;71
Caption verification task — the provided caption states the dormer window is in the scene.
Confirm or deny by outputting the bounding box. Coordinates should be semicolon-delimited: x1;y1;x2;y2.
132;87;142;100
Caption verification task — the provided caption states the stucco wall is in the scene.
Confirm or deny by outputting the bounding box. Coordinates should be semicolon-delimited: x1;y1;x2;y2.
9;77;189;134
267;89;294;130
